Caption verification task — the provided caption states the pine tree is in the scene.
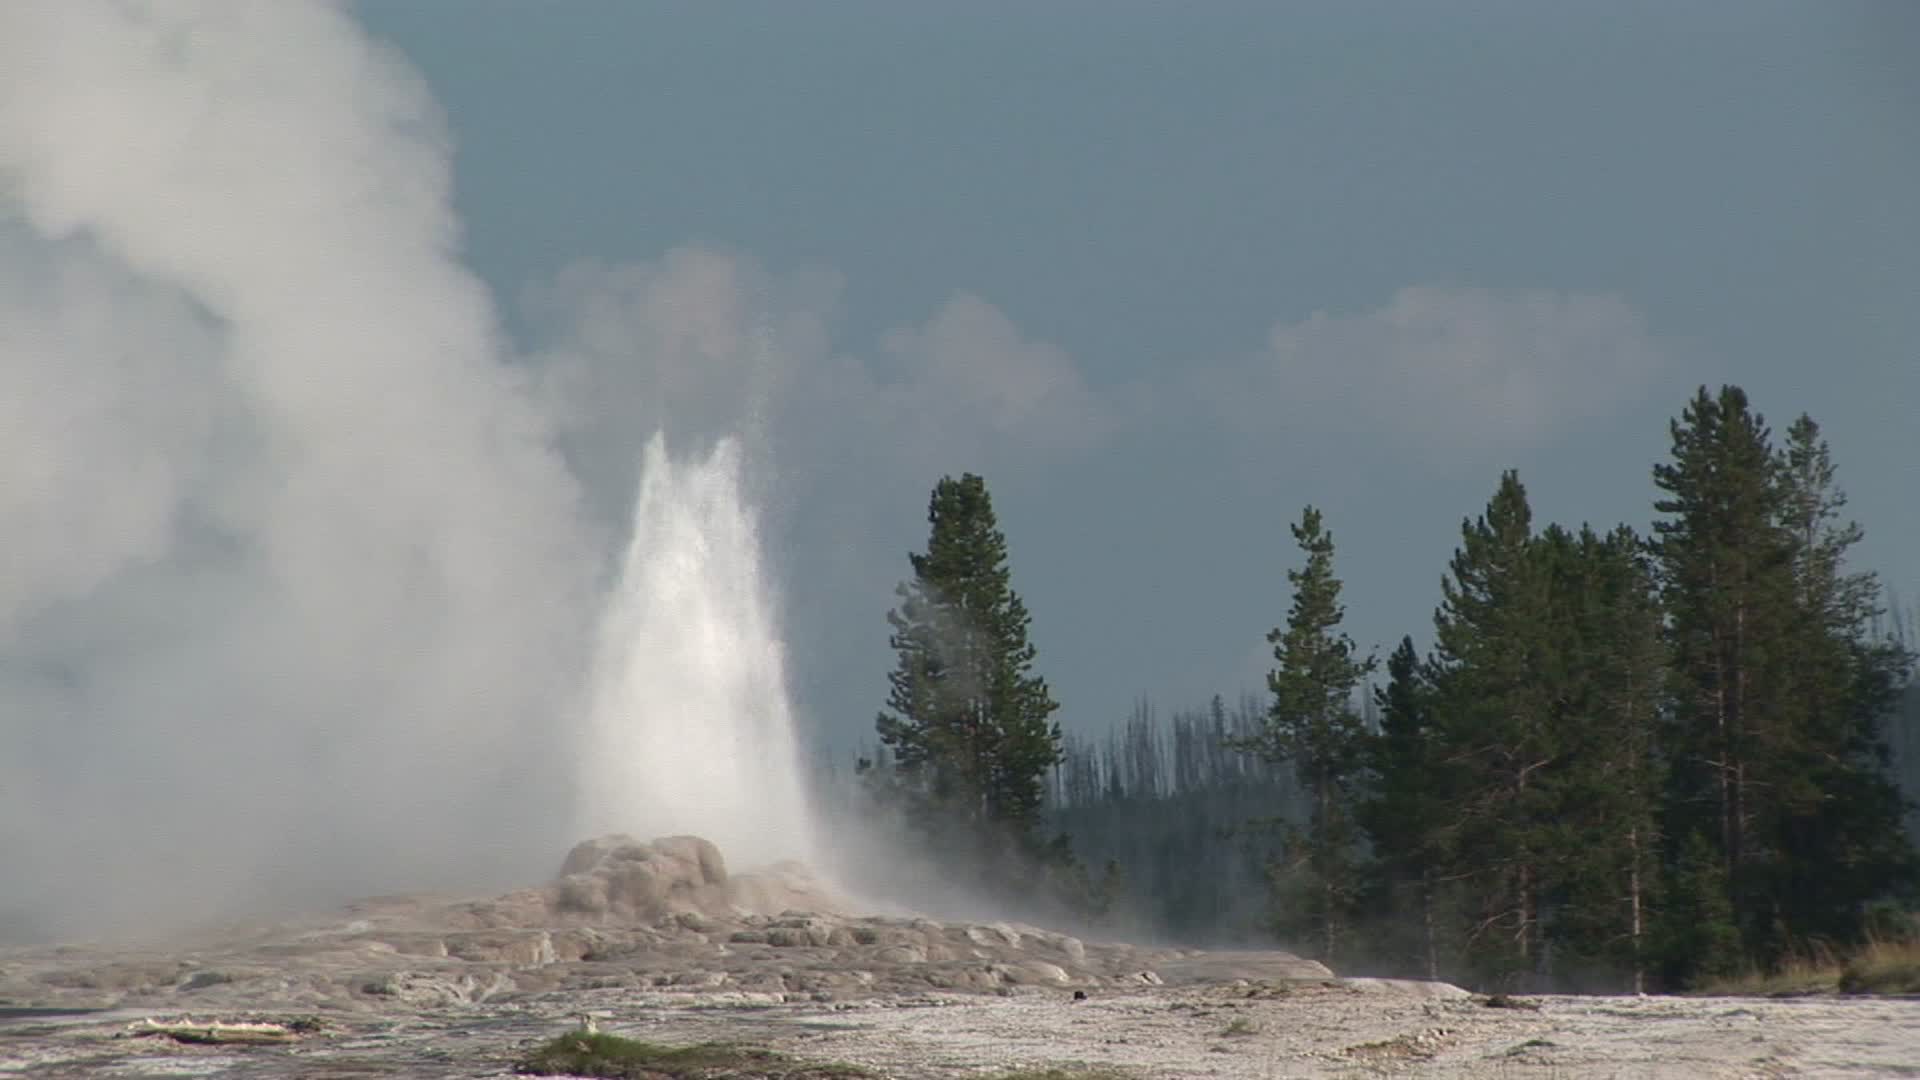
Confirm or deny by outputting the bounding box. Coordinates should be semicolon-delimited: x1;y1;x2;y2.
1768;415;1917;945
1360;636;1449;979
1651;388;1915;976
1656;830;1745;983
1249;506;1375;963
1428;471;1563;985
1650;385;1797;970
876;474;1063;853
1549;525;1667;991
1778;416;1879;635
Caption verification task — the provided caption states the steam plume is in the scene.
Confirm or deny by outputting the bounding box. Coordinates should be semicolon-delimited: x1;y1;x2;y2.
0;2;598;935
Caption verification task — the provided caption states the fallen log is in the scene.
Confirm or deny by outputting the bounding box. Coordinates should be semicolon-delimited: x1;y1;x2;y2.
126;1017;298;1045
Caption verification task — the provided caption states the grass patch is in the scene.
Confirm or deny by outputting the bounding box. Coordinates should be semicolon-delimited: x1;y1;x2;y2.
1838;936;1920;995
1694;936;1843;997
1698;961;1839;998
1694;927;1920;997
517;1032;871;1079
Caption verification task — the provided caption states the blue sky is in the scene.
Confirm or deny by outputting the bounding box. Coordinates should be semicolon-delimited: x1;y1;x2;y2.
364;1;1918;747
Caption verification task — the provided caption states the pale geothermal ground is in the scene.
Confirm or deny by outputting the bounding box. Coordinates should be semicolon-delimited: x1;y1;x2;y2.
2;835;1916;1079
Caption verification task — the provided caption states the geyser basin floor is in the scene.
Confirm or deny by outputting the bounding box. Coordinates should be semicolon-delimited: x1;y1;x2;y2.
3;978;1917;1078
3;837;1916;1077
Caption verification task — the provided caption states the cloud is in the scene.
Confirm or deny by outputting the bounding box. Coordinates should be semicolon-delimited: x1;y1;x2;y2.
0;1;595;934
523;254;1115;525
871;293;1117;465
1211;286;1665;453
523;249;842;530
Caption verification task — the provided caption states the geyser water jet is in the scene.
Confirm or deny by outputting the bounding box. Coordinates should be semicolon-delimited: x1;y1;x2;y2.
575;433;815;870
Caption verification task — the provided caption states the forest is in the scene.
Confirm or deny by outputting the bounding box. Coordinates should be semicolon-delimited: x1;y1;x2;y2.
849;384;1919;994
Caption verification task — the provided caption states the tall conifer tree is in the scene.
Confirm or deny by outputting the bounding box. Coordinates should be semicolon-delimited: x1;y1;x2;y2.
1551;525;1667;991
876;474;1063;851
1251;506;1375;963
1768;415;1916;945
1650;385;1795;968
1361;636;1449;979
1429;471;1562;983
1652;387;1914;974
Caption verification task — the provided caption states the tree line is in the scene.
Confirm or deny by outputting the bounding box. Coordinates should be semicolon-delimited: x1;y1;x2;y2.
854;384;1917;991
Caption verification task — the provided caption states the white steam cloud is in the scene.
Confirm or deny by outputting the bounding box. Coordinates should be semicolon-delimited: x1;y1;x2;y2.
0;2;607;935
0;3;1112;940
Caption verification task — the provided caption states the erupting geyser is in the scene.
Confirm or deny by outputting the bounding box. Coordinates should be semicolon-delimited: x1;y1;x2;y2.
575;433;816;870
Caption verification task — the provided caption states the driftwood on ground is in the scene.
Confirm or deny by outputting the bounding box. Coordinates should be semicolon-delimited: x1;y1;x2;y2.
125;1017;300;1045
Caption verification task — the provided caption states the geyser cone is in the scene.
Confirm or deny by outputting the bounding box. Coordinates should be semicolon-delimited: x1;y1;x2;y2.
575;433;814;870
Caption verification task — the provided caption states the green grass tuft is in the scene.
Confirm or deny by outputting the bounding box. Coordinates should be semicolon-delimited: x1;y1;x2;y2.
516;1032;871;1079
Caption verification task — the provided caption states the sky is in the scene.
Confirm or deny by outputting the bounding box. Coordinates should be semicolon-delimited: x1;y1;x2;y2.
0;1;1914;936
361;0;1919;735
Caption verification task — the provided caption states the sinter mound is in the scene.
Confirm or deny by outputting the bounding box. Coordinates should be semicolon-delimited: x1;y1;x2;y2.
454;834;840;929
0;834;1333;1013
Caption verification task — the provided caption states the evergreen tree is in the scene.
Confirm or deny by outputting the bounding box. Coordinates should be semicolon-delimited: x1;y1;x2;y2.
1650;384;1796;970
1886;601;1920;843
1249;506;1375;963
1768;415;1917;945
1652;387;1915;976
1655;830;1745;984
1359;636;1449;979
1779;416;1879;634
876;474;1063;852
1549;525;1667;991
1428;471;1563;985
